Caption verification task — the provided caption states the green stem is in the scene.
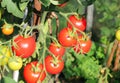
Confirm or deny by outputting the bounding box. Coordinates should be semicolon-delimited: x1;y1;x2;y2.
46;35;60;46
41;11;48;24
77;0;83;5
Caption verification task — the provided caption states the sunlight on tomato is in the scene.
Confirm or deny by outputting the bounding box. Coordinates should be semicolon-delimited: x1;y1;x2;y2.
0;46;11;66
23;61;46;83
58;28;77;47
12;35;36;58
45;55;64;74
8;56;23;70
115;29;120;41
1;23;14;35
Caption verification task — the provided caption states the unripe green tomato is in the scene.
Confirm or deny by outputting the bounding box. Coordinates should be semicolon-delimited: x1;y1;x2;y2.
115;30;120;41
8;56;23;71
0;46;11;66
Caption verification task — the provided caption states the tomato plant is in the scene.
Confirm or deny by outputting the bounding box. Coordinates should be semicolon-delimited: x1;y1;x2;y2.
67;15;86;32
8;56;23;71
58;27;77;47
12;35;36;58
0;46;11;66
45;55;64;74
48;42;66;58
1;23;14;35
0;0;119;83
23;61;46;83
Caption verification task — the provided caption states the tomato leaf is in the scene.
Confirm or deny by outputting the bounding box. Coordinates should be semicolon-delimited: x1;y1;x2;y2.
1;0;24;18
80;0;96;6
40;0;51;7
19;1;29;11
0;76;17;83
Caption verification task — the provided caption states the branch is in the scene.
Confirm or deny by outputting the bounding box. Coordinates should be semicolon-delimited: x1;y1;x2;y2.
107;39;118;67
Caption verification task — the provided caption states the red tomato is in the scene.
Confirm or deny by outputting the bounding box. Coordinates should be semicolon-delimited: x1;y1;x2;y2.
74;38;92;54
23;61;46;83
12;35;36;58
67;15;86;32
58;28;77;47
48;43;66;58
45;55;64;74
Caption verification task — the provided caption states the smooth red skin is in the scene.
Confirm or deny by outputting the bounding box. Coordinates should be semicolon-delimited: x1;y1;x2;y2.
45;55;64;74
48;43;66;58
74;39;92;54
67;15;86;31
58;28;77;47
23;61;46;83
12;35;36;58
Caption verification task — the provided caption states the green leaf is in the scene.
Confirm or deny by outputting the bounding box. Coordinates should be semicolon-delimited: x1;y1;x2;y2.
80;0;96;6
40;0;51;7
19;2;29;11
1;0;24;18
1;76;17;83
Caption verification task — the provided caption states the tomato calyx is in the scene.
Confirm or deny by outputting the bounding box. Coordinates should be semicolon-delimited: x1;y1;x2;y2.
51;56;62;67
48;42;65;58
2;23;13;29
30;63;43;73
8;56;21;63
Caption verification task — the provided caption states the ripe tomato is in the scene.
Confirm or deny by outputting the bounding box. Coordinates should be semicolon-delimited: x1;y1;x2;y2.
23;61;46;83
115;29;120;41
12;35;36;58
8;56;23;71
58;28;77;47
74;37;92;54
0;46;11;66
45;55;64;74
67;15;86;32
1;23;14;35
48;42;66;58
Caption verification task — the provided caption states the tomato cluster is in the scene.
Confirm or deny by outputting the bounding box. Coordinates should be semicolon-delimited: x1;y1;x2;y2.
58;15;92;54
0;14;92;83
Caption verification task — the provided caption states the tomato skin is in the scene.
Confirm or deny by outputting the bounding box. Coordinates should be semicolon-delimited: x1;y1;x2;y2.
67;15;86;32
58;28;77;47
12;35;36;58
48;43;65;58
8;56;23;70
45;55;64;74
115;30;120;41
0;46;11;66
23;61;46;83
2;24;14;35
74;39;92;54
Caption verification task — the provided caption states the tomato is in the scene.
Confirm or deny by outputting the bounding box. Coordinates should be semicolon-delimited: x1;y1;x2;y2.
1;23;14;35
58;28;77;47
115;29;120;41
45;55;64;74
48;42;66;58
8;56;23;70
0;46;11;66
74;37;92;54
12;35;36;58
67;15;86;32
23;61;46;83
